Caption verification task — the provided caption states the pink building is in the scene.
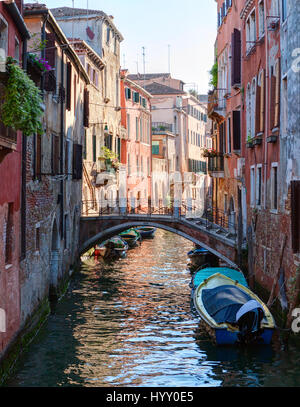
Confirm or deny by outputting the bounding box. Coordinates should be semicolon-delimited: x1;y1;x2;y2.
121;70;152;211
0;0;30;356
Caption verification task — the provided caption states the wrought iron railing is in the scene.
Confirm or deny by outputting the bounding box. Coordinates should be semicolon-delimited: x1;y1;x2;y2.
152;122;173;133
0;121;17;146
81;199;237;236
208;155;224;172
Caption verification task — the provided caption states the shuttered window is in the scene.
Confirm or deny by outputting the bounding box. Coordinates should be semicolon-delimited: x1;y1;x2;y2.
66;62;72;111
291;180;300;253
255;80;261;135
231;29;241;87
260;70;265;132
270;61;281;129
44;32;56;92
232;110;241;151
73;143;83;180
51;134;60;175
83;88;89;127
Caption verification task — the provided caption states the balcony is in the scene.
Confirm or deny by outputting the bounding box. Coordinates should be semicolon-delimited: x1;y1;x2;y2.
208;155;224;178
152;122;173;134
0;120;17;152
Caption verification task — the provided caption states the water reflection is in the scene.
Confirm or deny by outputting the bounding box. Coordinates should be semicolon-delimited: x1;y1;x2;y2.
5;229;300;387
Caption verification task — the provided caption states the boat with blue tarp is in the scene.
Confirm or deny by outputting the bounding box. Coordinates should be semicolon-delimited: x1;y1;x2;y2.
192;269;275;345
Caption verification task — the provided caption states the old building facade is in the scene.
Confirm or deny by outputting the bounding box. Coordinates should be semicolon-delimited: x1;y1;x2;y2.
0;0;30;357
22;4;89;325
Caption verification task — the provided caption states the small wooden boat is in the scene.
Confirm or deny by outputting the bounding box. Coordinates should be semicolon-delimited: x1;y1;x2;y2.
119;228;141;248
187;247;219;271
94;236;128;259
135;226;156;238
193;271;275;345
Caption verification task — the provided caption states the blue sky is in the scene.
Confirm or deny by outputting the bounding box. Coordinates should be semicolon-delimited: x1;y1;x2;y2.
42;0;217;94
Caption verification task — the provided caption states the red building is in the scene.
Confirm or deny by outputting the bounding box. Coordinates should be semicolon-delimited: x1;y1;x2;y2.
0;0;30;355
241;0;286;298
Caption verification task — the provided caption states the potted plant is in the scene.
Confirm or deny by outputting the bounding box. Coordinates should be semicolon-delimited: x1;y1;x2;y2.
246;133;254;148
99;146;120;171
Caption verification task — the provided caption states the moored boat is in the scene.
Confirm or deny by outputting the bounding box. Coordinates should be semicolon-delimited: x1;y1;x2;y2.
193;271;275;345
135;226;156;238
119;228;141;248
187;246;219;271
94;236;128;259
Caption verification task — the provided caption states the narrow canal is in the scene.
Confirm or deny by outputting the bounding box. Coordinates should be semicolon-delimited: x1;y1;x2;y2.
5;229;300;387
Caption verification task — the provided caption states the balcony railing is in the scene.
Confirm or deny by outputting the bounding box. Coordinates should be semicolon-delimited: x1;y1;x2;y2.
0;121;17;150
208;155;224;173
152;122;173;133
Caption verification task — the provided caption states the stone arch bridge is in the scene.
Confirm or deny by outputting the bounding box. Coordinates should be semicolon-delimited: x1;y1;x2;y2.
79;211;243;270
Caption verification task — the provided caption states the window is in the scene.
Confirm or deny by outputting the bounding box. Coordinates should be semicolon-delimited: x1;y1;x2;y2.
66;62;72;111
128;154;131;175
127;114;130;138
72;143;83;180
15;37;20;62
152;141;159;155
256;165;262;207
258;1;265;38
136;118;139;141
256;70;265;134
51;134;60;175
0;15;8;60
92;133;96;163
251;78;256;138
106;26;111;44
231;29;241;87
4;203;13;265
44;32;57;92
227;117;232;153
246;9;256;53
140;117;143;142
34;133;42;180
35;226;40;252
250;166;255;207
271;163;278;211
270;61;281;129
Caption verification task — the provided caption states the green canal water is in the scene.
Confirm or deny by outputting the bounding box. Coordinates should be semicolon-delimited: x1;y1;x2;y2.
5;229;300;387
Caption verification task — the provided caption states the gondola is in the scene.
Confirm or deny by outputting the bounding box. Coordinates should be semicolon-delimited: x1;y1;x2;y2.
94;236;128;259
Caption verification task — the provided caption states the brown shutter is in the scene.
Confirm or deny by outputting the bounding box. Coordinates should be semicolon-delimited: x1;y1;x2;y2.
219;122;224;152
260;70;265;133
270;73;276;130
291;180;300;253
255;82;261;135
275;60;281;128
232;110;241;150
66;62;72;111
231;29;241;87
83;88;89;127
73;143;83;180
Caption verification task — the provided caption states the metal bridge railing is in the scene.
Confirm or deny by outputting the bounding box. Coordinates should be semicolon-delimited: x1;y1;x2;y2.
81;199;237;236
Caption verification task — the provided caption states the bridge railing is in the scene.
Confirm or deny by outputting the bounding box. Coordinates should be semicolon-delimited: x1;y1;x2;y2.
81;199;237;236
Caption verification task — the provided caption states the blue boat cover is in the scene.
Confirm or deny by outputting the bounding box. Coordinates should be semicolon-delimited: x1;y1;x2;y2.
202;285;253;324
193;268;248;289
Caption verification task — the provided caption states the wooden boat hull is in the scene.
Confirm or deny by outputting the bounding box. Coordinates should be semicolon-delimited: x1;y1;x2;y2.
193;272;275;345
